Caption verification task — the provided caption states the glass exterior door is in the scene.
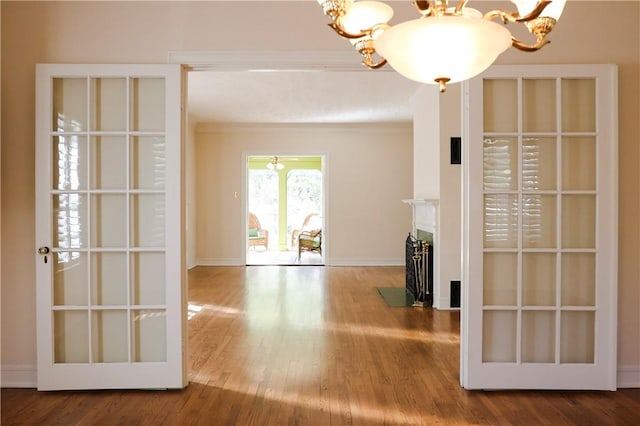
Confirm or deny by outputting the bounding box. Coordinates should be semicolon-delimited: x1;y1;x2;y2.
35;64;186;390
461;65;618;390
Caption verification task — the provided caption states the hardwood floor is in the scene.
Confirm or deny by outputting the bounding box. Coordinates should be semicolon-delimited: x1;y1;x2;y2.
2;266;640;425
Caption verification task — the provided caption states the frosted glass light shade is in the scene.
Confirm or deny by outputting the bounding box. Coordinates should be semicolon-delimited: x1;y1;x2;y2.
339;1;393;35
374;13;512;85
511;0;566;19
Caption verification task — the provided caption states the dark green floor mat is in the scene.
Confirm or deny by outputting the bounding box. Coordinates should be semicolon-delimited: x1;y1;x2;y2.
376;287;415;307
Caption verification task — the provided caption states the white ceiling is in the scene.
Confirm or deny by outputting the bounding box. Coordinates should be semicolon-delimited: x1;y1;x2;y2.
187;70;422;124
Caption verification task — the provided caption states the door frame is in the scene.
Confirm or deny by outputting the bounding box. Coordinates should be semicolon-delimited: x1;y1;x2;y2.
173;51;372;269
243;152;329;265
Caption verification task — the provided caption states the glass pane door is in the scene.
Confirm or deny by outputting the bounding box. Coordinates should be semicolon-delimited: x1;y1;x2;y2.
462;65;617;390
36;64;185;390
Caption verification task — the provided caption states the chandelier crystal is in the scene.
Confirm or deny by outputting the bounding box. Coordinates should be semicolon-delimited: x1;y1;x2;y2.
316;0;566;92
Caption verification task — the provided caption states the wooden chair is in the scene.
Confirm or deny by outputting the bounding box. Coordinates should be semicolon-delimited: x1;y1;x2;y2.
298;229;322;259
248;212;269;250
290;213;322;248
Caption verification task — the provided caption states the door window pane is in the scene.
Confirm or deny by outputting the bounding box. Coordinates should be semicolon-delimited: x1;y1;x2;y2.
484;194;518;249
91;310;129;362
522;311;556;363
561;253;596;306
131;78;165;132
523;79;556;133
131;136;165;190
562;195;596;248
483;138;518;191
53;252;88;306
483;253;517;305
522;137;556;191
54;136;87;190
90;78;126;131
53;78;87;132
522;194;557;249
562;137;596;191
562;79;596;132
561;311;595;363
483;79;517;133
90;136;126;189
53;194;88;249
91;194;127;248
54;310;89;363
130;194;165;247
483;310;517;362
91;252;128;306
132;252;165;305
133;310;166;362
522;253;556;306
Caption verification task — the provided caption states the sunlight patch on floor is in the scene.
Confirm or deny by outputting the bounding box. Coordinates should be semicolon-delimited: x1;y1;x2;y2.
320;320;459;344
188;303;243;320
188;301;457;343
189;377;431;425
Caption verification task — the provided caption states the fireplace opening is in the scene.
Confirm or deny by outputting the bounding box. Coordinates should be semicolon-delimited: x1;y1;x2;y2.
405;231;434;307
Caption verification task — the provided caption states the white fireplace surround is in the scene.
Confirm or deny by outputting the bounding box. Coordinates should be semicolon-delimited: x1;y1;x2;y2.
402;199;441;309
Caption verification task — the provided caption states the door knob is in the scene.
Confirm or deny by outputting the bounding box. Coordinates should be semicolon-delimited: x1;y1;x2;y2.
38;246;50;264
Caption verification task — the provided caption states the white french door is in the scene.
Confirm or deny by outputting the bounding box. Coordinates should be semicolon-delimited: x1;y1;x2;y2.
35;64;186;390
461;65;618;390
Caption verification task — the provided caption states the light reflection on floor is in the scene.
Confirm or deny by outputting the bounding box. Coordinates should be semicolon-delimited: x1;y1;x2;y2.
188;298;457;344
189;374;430;425
187;266;458;425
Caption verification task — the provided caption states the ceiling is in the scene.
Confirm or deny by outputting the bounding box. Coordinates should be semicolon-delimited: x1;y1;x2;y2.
187;70;422;124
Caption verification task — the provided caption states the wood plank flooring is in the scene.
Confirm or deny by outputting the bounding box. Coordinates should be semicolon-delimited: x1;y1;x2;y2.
2;266;640;425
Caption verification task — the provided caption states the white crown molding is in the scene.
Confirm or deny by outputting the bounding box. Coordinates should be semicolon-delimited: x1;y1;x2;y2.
168;50;396;73
195;121;412;133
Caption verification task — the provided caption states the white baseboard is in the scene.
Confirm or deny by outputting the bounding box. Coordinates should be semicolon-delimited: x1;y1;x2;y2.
2;361;635;390
1;364;37;388
618;365;640;388
194;258;404;267
195;258;245;266
327;259;404;267
433;297;461;311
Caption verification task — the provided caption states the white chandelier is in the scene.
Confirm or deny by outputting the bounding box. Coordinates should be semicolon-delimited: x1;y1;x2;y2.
267;156;285;171
316;0;566;92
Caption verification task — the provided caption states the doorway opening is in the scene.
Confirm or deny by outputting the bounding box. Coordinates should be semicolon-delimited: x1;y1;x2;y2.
246;155;325;265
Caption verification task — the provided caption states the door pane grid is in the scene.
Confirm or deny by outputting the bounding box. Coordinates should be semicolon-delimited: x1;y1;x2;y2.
51;75;168;365
466;66;616;389
482;77;599;365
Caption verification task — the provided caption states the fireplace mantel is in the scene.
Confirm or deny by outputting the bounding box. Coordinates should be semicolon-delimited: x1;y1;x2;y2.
402;199;438;235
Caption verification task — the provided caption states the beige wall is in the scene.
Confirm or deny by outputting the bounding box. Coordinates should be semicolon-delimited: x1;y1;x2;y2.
186;115;197;269
412;83;462;309
413;85;441;199
1;1;639;387
195;123;412;265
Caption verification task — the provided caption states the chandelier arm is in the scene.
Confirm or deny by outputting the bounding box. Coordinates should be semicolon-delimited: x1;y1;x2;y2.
514;0;552;23
511;36;550;52
483;0;551;24
362;57;387;69
328;22;370;39
413;1;432;16
454;0;469;15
